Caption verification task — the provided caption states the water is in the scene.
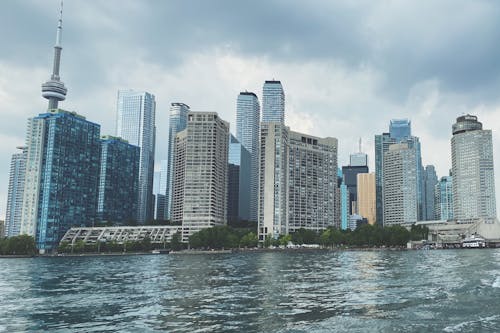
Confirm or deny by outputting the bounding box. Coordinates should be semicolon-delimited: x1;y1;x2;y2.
1;249;500;332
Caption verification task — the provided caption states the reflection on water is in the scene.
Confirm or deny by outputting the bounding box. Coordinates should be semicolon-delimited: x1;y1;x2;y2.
0;250;500;332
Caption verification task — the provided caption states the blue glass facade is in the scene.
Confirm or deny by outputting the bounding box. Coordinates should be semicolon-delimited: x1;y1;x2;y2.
236;92;260;222
436;176;453;220
165;103;189;220
262;80;284;124
389;119;411;141
35;109;101;251
97;136;140;225
228;135;251;221
423;165;438;220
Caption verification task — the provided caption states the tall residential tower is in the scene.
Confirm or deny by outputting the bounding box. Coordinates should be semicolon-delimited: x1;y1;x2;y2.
4;147;27;237
262;80;285;123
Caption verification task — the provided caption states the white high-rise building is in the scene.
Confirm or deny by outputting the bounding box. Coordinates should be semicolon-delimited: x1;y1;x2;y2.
236;92;260;222
171;112;229;242
383;143;418;226
116;90;156;224
5;146;27;237
451;115;496;222
258;122;289;241
262;80;285;124
287;131;337;233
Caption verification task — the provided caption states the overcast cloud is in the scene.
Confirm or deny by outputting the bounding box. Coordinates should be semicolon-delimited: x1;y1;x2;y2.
1;0;500;219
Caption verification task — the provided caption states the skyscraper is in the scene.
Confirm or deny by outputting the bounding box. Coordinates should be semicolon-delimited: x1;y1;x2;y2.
5;146;27;237
236;92;260;222
21;110;101;252
357;173;376;225
435;175;453;220
258;122;289;241
227;135;251;222
451;115;496;221
262;80;285;123
383;143;418;226
97;136;140;225
155;160;168;220
423;165;438;220
342;152;369;215
164;103;189;220
375;120;423;225
116;90;156;224
171;112;229;242
287;131;337;233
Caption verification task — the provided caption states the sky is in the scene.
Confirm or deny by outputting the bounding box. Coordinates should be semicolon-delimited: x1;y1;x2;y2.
1;0;500;219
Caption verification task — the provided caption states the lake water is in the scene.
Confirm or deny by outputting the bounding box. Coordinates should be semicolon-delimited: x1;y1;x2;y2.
0;249;499;332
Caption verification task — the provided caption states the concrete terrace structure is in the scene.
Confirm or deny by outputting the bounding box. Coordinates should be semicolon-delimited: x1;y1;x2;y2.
116;90;156;224
60;225;183;246
4;146;27;237
451;115;496;222
171;112;229;242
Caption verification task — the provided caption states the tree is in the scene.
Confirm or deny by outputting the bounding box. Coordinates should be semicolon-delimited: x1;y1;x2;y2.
170;232;183;251
240;232;258;248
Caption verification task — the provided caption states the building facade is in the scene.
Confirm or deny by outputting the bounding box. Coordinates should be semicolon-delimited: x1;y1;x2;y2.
451;115;496;221
423;165;438;220
97;136;140;225
236;92;260;222
116;90;156;224
20;109;101;252
435;175;453;220
164;103;189;220
287;131;337;233
4;146;27;237
171;112;229;242
357;173;376;225
258;122;289;241
262;80;285;123
342;163;369;215
227;135;251;222
383;143;418;226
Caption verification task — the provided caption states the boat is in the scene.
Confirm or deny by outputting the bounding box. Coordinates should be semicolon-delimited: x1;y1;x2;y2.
462;235;486;248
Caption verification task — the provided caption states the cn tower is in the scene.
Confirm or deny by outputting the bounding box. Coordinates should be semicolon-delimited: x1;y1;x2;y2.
41;1;67;110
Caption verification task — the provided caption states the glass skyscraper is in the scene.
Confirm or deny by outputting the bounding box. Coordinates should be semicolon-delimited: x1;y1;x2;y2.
236;92;260;222
21;109;101;252
451;115;496;221
116;90;156;224
262;80;285;123
435;175;453;220
97;136;140;225
164;103;189;220
423;165;438;220
5;146;27;237
389;119;411;141
227;134;251;222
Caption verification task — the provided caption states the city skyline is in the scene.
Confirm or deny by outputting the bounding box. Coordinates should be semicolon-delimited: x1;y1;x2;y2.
2;1;500;219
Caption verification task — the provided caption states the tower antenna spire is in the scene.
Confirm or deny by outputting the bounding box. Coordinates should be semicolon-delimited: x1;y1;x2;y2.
41;0;67;110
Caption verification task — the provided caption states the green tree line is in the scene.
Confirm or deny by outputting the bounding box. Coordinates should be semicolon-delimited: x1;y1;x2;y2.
0;235;37;255
189;226;258;249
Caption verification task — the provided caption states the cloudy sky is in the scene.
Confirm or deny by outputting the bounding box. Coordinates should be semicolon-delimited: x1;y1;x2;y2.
1;0;500;219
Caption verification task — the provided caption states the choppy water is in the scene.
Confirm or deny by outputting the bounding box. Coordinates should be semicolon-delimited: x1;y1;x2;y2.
1;249;500;332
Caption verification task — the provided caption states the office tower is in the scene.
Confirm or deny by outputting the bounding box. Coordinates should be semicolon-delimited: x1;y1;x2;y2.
155;160;168;220
41;3;67;110
342;151;369;214
423;165;438;220
236;92;260;222
262;80;285;123
20;110;100;252
383;143;418;226
171;112;229;241
0;221;4;238
97;136;140;225
287;131;337;233
340;182;349;230
258;122;289;241
375;120;423;225
389;119;411;141
116;90;156;224
227;135;251;222
451;115;496;221
5;146;27;237
334;168;343;229
435;175;453;220
164;103;189;220
357;173;376;225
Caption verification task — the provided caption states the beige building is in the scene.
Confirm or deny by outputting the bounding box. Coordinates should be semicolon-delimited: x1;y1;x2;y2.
357;173;376;225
